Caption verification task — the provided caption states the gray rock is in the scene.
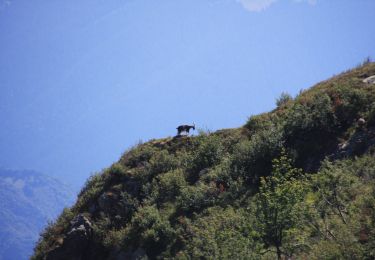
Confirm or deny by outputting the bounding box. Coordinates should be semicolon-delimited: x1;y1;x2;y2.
46;214;92;260
68;214;92;238
333;127;375;159
358;118;366;126
363;75;375;84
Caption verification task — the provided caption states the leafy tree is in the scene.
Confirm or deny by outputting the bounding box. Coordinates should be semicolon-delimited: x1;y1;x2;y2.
177;207;262;259
254;149;307;259
306;157;375;259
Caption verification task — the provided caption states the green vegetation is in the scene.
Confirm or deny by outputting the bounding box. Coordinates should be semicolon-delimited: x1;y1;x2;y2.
254;150;306;259
33;62;375;259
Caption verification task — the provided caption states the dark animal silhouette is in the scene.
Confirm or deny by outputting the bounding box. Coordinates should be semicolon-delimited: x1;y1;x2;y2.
176;124;195;136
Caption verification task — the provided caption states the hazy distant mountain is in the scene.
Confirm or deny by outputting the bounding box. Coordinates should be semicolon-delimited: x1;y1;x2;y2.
0;169;75;260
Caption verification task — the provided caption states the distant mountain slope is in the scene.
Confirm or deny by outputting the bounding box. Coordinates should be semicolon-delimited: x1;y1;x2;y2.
33;62;375;259
0;169;75;260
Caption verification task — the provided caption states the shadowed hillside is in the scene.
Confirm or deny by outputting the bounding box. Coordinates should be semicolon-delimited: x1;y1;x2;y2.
33;62;375;259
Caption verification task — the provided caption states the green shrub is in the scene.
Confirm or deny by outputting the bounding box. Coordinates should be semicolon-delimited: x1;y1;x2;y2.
366;102;375;127
126;205;176;256
120;143;159;168
201;157;231;186
212;128;248;154
245;112;281;133
231;120;284;185
103;163;128;187
276;92;293;108
32;208;75;260
146;150;179;177
332;85;370;127
155;169;187;203
75;164;127;212
75;172;106;211
188;135;224;183
117;191;140;222
178;207;262;259
177;183;218;213
285;93;337;135
283;93;338;170
305;157;375;259
311;159;361;220
91;215;112;246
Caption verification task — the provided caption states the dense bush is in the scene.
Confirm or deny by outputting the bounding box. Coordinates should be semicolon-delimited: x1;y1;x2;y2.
366;102;375;127
177;207;261;259
285;93;337;135
146;150;180;178
331;84;369;126
233;117;284;185
75;172;107;211
177;182;218;213
276;91;293;108
126;205;176;255
119;143;159;168
149;169;187;204
306;156;375;259
32;208;75;260
188;134;225;183
283;93;340;170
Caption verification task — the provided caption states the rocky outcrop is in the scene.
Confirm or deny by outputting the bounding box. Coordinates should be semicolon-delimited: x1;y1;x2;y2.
334;126;375;159
362;75;375;84
46;215;92;260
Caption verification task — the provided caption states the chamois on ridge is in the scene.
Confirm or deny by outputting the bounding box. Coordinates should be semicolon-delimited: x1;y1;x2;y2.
176;123;195;136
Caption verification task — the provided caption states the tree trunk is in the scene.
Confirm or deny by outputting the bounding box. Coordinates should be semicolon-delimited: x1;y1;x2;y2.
276;246;282;260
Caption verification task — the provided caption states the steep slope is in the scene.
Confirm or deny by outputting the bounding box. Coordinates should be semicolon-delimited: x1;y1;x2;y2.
0;169;74;260
33;62;375;259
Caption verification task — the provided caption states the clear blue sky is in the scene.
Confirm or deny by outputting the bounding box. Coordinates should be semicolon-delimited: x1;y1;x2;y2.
1;0;374;191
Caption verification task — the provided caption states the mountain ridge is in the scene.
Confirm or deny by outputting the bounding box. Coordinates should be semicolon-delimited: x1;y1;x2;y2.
33;62;375;259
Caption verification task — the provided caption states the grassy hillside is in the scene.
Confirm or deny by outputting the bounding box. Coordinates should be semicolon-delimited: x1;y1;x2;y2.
33;62;375;259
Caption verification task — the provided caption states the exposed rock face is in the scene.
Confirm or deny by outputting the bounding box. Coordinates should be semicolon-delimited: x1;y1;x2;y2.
335;127;375;159
362;75;375;84
46;215;92;260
